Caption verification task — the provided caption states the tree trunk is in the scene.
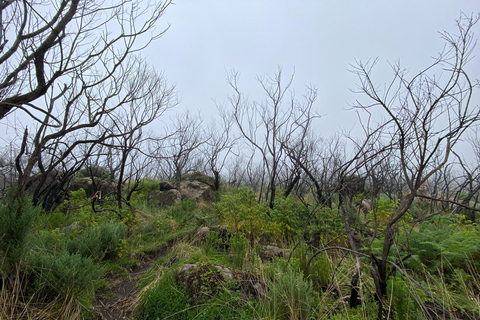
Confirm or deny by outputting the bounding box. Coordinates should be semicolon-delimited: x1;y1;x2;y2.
283;174;300;198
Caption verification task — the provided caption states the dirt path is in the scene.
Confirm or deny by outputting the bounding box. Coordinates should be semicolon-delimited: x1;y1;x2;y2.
94;246;170;320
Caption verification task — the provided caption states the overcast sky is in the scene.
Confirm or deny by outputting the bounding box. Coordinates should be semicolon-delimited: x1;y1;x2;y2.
147;1;480;136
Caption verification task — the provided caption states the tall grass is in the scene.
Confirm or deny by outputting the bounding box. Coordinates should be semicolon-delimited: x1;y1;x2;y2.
0;187;37;275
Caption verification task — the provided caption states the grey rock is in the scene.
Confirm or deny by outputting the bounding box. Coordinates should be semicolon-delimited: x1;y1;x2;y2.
260;245;292;262
178;180;214;202
148;189;182;207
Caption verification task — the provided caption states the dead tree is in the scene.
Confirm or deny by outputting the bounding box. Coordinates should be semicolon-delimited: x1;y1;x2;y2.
228;67;319;209
0;0;172;120
12;56;176;210
202;109;239;190
349;14;480;318
163;112;206;181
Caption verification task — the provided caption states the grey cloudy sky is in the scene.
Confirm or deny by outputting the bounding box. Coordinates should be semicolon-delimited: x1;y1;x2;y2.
147;1;480;135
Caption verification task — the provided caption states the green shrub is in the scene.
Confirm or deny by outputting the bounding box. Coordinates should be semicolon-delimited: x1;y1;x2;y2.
366;197;399;228
442;231;480;270
261;259;319;320
26;229;65;254
137;283;191;320
55;188;92;224
217;187;272;247
190;289;257;320
166;199;198;226
26;249;104;304
137;267;257;320
293;241;330;290
309;207;345;246
407;217;480;272
269;195;308;243
66;221;127;261
202;230;222;256
0;187;37;273
305;253;330;290
130;178;160;205
137;267;192;319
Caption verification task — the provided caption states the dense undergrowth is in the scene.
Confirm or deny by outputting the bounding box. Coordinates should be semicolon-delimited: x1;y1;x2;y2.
1;181;479;319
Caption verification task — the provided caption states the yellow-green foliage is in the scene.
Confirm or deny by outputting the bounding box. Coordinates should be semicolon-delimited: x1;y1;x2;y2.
313;207;346;246
66;221;128;261
269;195;308;243
55;189;97;227
365;197;399;230
229;233;249;269
217;187;273;245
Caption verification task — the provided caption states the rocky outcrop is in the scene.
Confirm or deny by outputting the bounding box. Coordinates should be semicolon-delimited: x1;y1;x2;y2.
70;177;116;197
175;263;265;301
159;181;176;191
178;179;214;202
182;172;216;190
149;172;216;207
148;189;182;207
78;166;110;179
175;263;225;303
260;245;292;262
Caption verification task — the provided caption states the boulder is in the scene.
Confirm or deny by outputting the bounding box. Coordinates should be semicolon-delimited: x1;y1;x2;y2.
148;173;216;207
159;181;176;191
235;270;267;299
176;263;224;303
194;226;211;242
357;199;374;214
260;245;292;262
70;177;116;197
215;265;233;281
176;263;198;287
178;180;214;202
78;166;110;179
182;172;216;190
148;189;182;207
70;177;93;194
175;263;265;301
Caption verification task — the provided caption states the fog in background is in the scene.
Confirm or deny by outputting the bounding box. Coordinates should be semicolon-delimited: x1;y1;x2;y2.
147;1;480;140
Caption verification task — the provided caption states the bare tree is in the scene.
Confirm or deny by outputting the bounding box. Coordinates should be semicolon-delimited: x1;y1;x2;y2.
228;67;319;209
162;112;206;181
100;62;175;209
450;131;480;218
348;14;480;318
225;154;246;188
202;109;238;190
12;56;176;210
0;0;172;120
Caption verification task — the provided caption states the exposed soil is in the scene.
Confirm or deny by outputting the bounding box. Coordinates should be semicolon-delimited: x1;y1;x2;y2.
94;246;171;320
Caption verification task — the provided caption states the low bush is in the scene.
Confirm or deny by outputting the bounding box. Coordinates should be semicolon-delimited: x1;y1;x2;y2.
166;199;198;226
26;248;104;313
260;258;319;320
0;187;37;274
66;221;127;261
217;187;272;247
137;282;191;320
190;289;257;320
407;216;480;272
269;195;309;243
